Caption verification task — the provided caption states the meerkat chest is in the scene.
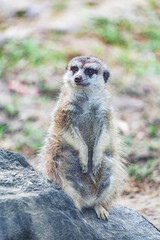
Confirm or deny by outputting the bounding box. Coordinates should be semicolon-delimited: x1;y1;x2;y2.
72;101;103;147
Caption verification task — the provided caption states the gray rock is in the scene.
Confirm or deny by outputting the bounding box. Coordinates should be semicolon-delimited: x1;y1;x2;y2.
0;149;159;240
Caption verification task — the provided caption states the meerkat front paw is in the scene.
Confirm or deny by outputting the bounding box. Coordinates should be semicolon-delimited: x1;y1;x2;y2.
79;156;88;173
92;153;103;175
79;148;88;173
94;205;109;220
80;162;88;174
92;162;101;176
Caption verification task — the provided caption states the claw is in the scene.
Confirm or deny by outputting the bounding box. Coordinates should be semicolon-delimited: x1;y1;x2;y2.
80;163;88;174
92;163;100;176
95;205;109;220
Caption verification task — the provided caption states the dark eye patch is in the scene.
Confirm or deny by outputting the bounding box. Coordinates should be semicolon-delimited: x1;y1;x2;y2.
84;68;97;77
71;66;79;74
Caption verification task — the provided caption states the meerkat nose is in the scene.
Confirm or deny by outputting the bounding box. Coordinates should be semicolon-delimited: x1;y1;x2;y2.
74;76;82;84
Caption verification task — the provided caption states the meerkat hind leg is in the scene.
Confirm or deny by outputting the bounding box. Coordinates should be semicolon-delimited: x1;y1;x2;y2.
94;205;109;220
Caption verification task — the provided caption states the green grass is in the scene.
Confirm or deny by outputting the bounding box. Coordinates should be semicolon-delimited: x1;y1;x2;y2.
0;123;7;135
92;17;131;47
118;50;160;76
148;0;160;10
140;23;160;52
0;38;67;77
149;124;157;137
92;13;160;50
4;104;19;117
147;138;160;151
14;125;44;152
52;2;67;11
127;159;156;180
90;12;160;76
25;127;43;151
122;135;133;147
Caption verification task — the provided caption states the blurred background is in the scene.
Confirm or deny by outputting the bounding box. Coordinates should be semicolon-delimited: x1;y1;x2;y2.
0;0;160;228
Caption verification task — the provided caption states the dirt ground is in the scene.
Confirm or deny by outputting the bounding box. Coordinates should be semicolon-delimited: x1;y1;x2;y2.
0;0;159;229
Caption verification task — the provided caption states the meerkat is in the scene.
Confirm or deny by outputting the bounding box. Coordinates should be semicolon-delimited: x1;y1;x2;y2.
37;56;126;220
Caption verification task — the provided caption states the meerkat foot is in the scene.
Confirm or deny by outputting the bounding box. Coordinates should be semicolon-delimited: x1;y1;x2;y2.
94;205;109;220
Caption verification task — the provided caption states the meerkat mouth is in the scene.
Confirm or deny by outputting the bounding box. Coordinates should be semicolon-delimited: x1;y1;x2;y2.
75;82;90;87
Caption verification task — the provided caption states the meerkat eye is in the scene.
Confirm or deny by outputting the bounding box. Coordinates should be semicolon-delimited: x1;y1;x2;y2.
71;66;79;74
85;68;97;77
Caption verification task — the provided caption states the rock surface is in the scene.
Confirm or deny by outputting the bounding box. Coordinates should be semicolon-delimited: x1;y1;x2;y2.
0;149;159;240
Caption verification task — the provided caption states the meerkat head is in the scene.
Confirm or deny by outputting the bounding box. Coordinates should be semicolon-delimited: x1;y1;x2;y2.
63;56;110;92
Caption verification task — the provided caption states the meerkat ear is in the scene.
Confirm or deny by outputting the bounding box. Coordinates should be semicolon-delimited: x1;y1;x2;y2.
103;70;110;83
